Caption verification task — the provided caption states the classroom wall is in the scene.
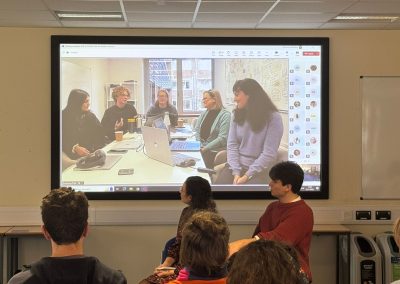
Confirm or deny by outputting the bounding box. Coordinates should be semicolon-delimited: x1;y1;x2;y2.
1;27;400;284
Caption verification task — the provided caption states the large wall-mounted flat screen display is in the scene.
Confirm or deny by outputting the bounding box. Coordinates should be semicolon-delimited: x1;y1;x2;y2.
51;36;329;199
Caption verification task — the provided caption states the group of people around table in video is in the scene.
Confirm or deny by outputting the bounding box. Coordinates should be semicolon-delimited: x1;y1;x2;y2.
62;85;173;160
9;161;313;284
62;78;284;185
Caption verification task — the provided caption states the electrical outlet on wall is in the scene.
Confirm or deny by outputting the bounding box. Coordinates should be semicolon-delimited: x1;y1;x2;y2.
356;210;372;220
375;210;391;220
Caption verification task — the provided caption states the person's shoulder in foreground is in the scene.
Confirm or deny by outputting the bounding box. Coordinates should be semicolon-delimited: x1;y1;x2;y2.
8;187;127;284
167;278;226;284
8;256;126;284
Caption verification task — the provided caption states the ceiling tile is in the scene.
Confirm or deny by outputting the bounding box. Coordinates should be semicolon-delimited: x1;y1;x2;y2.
343;1;400;14
257;22;325;29
321;22;390;29
0;20;61;27
128;21;192;28
196;12;264;23
61;20;128;27
124;1;196;13
274;1;355;13
265;13;338;23
192;21;256;29
0;10;56;21
126;12;193;21
0;0;48;10
386;21;400;28
199;1;274;13
0;0;398;30
46;1;121;12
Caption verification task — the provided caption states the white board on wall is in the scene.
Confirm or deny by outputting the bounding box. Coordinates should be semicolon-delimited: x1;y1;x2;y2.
361;76;400;199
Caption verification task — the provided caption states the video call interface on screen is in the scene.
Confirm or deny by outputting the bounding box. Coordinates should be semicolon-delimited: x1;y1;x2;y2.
54;37;328;199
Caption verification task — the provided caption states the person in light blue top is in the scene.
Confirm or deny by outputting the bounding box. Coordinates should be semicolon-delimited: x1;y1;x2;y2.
215;78;283;185
194;89;231;169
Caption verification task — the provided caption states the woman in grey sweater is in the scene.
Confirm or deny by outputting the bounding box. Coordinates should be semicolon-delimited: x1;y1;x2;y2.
215;78;283;185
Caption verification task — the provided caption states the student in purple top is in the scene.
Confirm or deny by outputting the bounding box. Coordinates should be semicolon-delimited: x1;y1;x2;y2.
215;78;283;185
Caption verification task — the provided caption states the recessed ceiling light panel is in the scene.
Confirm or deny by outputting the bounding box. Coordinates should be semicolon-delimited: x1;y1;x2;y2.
55;11;123;21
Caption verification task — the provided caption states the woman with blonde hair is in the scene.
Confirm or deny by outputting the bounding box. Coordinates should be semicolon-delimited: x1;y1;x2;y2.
194;89;231;169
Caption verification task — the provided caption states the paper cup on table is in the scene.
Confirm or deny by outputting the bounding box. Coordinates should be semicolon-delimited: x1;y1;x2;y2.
115;131;123;141
177;119;184;128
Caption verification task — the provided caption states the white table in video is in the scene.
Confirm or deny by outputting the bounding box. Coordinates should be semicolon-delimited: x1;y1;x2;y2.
61;132;209;188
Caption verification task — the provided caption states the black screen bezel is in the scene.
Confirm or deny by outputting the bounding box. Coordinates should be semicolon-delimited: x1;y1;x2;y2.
51;35;329;200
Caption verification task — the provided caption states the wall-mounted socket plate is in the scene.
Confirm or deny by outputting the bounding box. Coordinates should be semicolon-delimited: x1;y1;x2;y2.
356;210;372;220
376;210;391;220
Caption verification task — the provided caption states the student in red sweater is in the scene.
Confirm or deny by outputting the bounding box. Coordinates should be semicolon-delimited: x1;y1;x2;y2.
228;161;314;283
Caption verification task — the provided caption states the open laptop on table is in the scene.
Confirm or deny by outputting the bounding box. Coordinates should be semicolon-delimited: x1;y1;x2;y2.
170;140;200;151
145;115;166;128
141;126;200;167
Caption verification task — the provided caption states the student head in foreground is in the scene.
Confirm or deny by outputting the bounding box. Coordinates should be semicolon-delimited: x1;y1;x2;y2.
8;187;126;284
168;211;230;284
227;239;308;284
228;161;314;283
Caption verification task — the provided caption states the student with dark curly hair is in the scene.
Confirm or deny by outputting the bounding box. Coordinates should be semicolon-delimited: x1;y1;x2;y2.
139;176;217;284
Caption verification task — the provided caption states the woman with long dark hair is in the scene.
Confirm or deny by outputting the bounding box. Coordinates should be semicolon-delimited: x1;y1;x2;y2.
62;89;106;159
139;176;217;284
215;78;283;185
